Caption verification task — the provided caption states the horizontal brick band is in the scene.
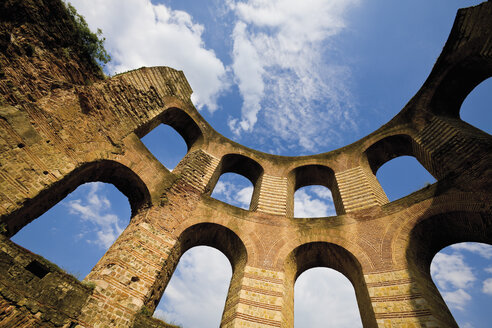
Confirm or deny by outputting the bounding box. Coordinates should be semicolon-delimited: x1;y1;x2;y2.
375;309;432;319
222;312;281;327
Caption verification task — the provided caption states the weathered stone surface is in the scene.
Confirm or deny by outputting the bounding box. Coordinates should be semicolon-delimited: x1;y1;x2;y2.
0;0;491;327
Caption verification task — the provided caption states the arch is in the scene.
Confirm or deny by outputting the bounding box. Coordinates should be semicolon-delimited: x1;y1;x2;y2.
135;107;204;151
1;160;151;237
283;242;377;327
287;164;343;216
205;154;264;210
153;246;233;327
459;77;492;135
143;222;248;314
430;56;492;118
363;133;438;180
405;211;492;327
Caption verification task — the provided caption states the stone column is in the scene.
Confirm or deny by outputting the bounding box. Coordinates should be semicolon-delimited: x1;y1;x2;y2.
335;166;388;213
221;265;285;327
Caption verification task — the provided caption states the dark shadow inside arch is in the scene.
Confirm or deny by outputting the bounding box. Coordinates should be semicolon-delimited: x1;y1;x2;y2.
284;242;377;328
459;76;492;136
135;107;204;151
288;165;343;216
365;134;416;175
205;154;264;211
406;211;492;327
1;160;151;237
430;57;492;119
143;223;248;317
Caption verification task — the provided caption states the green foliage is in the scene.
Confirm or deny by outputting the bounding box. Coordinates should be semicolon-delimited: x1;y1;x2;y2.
139;305;153;317
64;2;111;68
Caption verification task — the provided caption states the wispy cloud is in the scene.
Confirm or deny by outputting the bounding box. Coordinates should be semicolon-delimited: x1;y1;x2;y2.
450;242;492;259
70;0;228;112
430;252;476;310
482;278;492;295
228;0;359;152
67;182;123;249
211;179;253;209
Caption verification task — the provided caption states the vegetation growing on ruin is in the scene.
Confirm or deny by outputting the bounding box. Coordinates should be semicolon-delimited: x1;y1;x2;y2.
64;2;111;70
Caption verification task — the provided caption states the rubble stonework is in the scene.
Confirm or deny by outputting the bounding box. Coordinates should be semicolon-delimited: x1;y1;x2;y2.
0;0;491;327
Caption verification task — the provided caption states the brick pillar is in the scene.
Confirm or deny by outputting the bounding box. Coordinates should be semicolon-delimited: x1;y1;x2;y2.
254;175;288;216
364;269;457;327
78;210;177;328
335;166;388;213
414;116;490;180
221;265;284;327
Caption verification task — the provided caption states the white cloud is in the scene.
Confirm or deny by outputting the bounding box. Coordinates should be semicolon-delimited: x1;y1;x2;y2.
431;253;475;291
485;267;492;274
154;246;232;328
295;268;362;327
441;289;472;311
236;186;254;205
294;188;336;217
228;0;359;151
67;182;123;249
450;242;492;259
69;0;228;112
211;176;253;209
483;278;492;295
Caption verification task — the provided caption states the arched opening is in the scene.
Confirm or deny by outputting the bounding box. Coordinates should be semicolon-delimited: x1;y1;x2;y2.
364;135;437;201
11;182;131;279
430;57;492;119
211;172;254;209
1;160;150;237
406;211;492;327
153;246;232;327
288;165;343;216
284;242;377;327
142;223;248;326
294;267;362;327
431;242;492;328
376;156;436;201
294;185;336;218
141;123;188;170
206;154;264;210
136;107;204;171
460;77;492;135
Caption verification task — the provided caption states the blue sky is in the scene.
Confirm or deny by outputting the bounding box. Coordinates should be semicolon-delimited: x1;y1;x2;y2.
11;0;492;327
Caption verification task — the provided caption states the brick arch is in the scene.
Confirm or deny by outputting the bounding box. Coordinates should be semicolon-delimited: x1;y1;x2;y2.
1;159;151;237
399;208;492;327
282;241;377;328
143;222;248;313
430;56;492;119
135;106;205;151
275;232;376;272
205;153;264;210
287;164;344;216
388;195;492;267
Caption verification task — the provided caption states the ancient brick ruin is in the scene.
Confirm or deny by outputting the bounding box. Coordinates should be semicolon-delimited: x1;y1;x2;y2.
0;0;491;327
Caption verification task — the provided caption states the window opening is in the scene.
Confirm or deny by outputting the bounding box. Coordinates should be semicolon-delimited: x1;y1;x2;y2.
460;77;492;135
430;242;492;328
376;156;436;201
153;246;232;328
295;268;362;327
294;185;335;218
210;173;254;210
141;123;188;170
11;182;131;279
